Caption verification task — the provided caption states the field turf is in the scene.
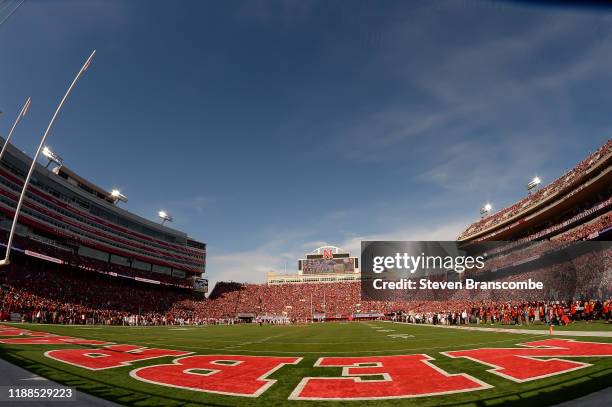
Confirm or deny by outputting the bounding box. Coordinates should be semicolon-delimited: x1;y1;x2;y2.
0;321;611;406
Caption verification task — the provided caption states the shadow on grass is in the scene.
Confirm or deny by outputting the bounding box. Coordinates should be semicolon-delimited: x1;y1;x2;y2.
443;369;612;407
0;348;227;407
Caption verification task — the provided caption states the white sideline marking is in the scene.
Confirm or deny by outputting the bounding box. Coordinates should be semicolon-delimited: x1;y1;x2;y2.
392;322;612;338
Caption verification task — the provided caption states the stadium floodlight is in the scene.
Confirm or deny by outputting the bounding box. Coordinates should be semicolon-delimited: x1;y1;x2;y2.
0;97;31;162
158;210;173;225
527;176;542;191
42;146;64;168
0;50;96;268
110;189;128;204
480;202;492;216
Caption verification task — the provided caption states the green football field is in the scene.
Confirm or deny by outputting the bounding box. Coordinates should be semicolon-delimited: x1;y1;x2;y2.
0;321;611;406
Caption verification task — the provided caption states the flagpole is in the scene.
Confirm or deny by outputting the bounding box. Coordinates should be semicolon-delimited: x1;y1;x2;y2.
0;50;96;267
0;97;31;161
310;292;313;323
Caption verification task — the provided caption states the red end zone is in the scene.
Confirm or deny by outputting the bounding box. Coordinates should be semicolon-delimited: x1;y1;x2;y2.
45;345;192;370
442;338;612;382
130;355;302;397
0;335;108;345
2;330;612;400
0;326;109;345
289;354;492;400
0;326;53;337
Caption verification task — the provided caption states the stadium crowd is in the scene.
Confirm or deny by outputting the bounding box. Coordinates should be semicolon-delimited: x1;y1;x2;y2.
1;270;610;326
1;189;610;327
401;299;610;327
0;262;195;325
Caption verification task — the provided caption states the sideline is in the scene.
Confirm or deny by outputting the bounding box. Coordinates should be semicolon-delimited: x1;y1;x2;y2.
390;322;612;337
553;386;612;407
0;357;119;407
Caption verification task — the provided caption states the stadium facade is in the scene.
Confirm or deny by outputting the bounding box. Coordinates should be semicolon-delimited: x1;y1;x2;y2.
0;137;207;291
459;140;612;243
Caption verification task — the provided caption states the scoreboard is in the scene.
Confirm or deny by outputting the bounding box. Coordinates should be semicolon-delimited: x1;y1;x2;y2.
193;277;208;293
299;257;356;274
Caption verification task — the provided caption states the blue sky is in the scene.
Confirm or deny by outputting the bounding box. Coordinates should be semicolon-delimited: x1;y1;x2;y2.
1;0;612;285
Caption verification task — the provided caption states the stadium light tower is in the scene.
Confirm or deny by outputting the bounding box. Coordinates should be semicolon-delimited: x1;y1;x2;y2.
0;97;31;162
110;189;128;205
527;176;541;194
42;146;64;168
480;202;492;217
158;210;173;225
0;50;96;267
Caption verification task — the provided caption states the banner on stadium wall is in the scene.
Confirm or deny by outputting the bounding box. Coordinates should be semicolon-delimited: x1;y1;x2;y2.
587;231;599;240
135;277;161;284
24;250;63;264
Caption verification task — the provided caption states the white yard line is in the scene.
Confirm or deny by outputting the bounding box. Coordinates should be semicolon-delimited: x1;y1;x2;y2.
142;334;548;354
223;332;290;349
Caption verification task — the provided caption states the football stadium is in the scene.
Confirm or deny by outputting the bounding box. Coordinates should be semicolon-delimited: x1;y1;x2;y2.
0;136;610;405
1;1;612;406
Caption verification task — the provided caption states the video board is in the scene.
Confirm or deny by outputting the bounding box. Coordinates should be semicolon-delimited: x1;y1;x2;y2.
300;257;356;274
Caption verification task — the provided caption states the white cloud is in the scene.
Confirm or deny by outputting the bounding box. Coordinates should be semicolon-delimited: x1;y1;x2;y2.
206;241;300;288
205;218;470;289
337;220;470;256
